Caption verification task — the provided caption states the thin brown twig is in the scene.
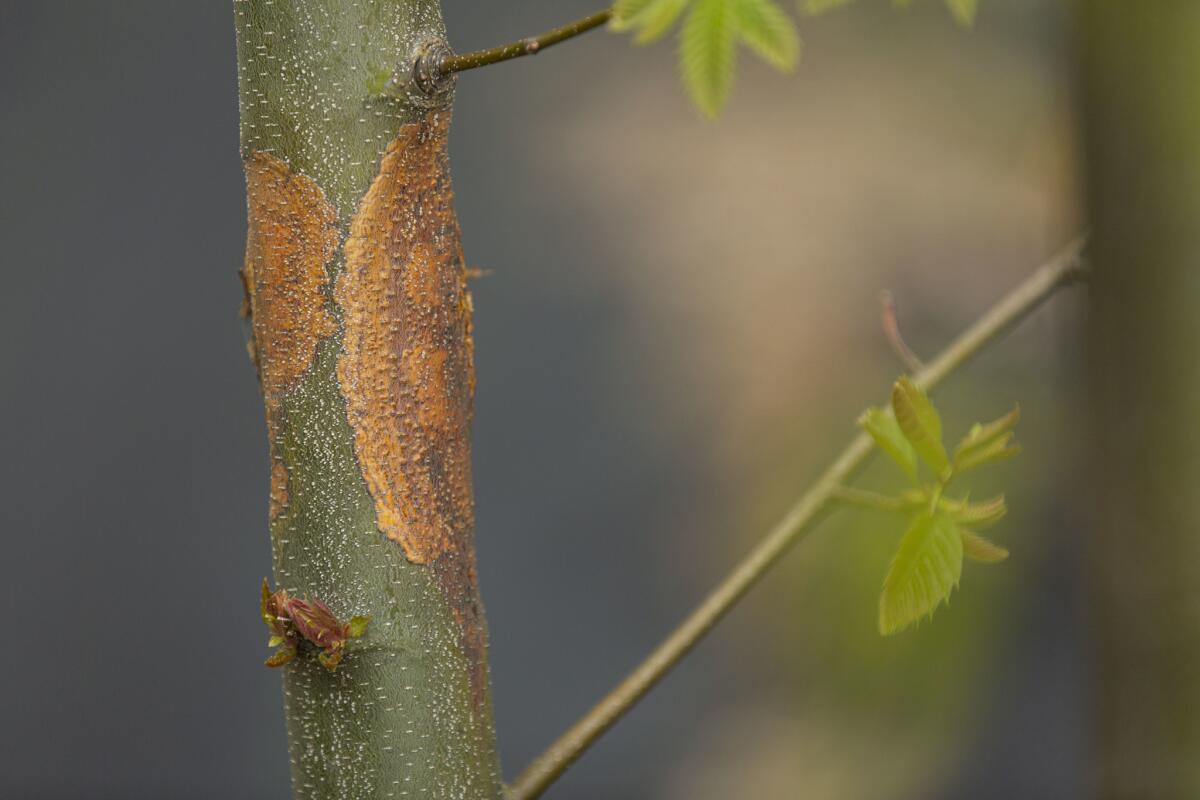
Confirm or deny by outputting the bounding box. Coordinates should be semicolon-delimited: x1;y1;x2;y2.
506;238;1088;800
438;10;613;76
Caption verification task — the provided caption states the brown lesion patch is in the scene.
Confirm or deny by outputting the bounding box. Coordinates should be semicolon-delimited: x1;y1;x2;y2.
242;151;340;520
336;111;487;697
336;111;475;566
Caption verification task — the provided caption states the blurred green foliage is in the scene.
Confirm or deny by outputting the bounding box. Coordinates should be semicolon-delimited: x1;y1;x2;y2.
611;0;976;117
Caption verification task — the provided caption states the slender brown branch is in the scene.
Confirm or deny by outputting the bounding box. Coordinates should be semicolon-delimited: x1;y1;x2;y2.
507;238;1088;800
439;10;613;76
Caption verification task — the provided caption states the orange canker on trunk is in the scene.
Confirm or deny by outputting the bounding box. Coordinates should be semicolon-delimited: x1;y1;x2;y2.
336;110;487;702
241;151;340;520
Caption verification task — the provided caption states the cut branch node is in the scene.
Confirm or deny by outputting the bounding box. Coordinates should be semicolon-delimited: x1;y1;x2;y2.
411;38;457;102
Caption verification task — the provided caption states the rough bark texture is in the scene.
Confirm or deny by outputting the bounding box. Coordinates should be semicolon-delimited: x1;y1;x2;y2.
1077;3;1200;797
234;2;502;797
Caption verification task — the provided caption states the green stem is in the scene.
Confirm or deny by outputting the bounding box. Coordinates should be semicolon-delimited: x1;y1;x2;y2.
438;10;613;75
507;237;1088;800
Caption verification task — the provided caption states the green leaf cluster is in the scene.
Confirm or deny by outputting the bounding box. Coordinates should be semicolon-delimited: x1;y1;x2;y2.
611;0;978;118
851;377;1019;635
612;0;801;118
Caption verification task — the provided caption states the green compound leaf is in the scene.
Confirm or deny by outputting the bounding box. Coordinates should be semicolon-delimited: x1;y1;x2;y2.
943;0;977;27
616;0;691;44
613;0;803;117
613;0;659;24
736;0;801;71
960;528;1008;563
613;0;978;116
879;512;963;635
891;376;950;477
681;0;739;118
859;406;918;479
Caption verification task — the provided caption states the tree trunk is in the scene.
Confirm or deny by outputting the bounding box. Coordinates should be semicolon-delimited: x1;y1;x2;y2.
1077;3;1200;797
233;1;502;797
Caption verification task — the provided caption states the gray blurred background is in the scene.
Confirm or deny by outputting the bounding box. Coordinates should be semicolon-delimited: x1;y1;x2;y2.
0;1;1087;797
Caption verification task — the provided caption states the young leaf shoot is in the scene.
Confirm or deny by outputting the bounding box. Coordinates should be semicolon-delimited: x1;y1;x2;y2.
844;377;1020;634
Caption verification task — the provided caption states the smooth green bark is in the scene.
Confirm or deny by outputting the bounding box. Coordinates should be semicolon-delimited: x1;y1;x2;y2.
234;2;502;797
